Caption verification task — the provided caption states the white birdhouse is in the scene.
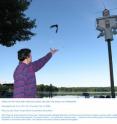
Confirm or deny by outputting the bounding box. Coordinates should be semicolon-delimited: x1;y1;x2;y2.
96;9;117;41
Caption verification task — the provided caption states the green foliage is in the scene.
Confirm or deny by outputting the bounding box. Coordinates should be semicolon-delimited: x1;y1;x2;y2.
0;83;117;98
37;84;58;92
0;84;13;98
58;87;112;92
37;84;58;98
0;0;36;47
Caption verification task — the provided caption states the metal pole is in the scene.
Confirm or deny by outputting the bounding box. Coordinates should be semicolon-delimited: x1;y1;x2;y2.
107;39;115;98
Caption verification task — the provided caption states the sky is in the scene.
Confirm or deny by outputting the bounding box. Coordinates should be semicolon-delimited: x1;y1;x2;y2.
1;0;117;87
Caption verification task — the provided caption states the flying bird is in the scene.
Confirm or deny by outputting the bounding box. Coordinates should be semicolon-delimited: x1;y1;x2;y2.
50;24;58;33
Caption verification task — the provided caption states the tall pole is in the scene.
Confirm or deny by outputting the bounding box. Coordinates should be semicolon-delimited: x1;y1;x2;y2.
107;39;115;98
96;9;117;98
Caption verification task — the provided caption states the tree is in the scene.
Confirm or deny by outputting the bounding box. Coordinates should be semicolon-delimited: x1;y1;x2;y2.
0;0;36;47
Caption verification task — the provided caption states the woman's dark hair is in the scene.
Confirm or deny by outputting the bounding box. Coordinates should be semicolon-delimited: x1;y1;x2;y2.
18;48;31;61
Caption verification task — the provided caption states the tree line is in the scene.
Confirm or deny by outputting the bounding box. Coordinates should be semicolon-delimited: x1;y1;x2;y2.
0;83;117;98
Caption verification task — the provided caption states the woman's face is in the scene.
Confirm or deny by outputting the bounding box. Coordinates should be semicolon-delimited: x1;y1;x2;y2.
27;53;32;64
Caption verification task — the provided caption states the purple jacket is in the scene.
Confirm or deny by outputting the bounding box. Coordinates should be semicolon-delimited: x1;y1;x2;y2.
13;52;52;98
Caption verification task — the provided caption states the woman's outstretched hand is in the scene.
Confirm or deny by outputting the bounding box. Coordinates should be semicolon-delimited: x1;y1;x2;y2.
50;48;58;55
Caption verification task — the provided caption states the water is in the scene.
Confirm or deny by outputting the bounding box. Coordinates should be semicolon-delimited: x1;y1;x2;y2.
52;95;93;98
51;95;116;98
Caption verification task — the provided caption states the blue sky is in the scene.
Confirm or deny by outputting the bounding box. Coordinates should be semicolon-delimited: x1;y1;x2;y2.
1;0;117;87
